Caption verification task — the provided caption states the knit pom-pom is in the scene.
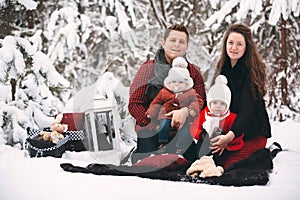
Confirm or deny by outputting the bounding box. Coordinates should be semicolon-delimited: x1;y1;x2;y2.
172;57;188;68
215;75;228;85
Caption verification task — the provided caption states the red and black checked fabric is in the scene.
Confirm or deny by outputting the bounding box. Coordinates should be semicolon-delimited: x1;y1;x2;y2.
128;59;206;133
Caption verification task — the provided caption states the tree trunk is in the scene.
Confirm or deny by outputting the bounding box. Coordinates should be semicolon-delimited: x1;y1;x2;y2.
149;0;166;28
159;0;167;27
10;78;17;101
280;17;288;106
26;10;34;29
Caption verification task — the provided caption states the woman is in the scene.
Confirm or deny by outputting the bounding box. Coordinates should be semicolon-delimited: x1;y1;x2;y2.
207;24;271;169
128;24;206;163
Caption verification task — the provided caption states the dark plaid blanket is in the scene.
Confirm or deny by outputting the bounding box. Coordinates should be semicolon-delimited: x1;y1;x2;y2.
60;143;282;186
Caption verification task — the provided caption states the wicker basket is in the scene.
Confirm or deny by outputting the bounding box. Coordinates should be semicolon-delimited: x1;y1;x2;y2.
26;128;85;158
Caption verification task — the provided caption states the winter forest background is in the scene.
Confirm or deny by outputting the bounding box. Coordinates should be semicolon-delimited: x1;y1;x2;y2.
0;0;299;149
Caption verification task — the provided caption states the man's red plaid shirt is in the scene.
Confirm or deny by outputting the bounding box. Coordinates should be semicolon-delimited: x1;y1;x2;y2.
128;59;207;133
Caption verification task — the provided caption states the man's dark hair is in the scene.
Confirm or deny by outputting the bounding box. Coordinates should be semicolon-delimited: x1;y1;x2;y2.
164;24;189;43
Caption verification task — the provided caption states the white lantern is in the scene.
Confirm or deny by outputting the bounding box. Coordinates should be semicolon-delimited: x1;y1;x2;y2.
83;97;121;151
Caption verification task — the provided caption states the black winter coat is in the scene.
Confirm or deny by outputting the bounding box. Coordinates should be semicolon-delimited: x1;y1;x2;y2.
221;59;271;141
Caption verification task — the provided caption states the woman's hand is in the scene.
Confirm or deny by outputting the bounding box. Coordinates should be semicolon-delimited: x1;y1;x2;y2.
210;131;235;156
165;107;189;130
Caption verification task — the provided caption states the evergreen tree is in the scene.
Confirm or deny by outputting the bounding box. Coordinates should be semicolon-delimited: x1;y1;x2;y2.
0;35;70;146
0;0;299;148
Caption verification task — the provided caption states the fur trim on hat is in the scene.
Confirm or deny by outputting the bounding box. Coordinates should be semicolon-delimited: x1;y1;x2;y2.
207;75;231;114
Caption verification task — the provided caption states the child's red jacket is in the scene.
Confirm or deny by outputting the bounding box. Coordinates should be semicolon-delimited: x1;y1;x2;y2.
190;107;244;151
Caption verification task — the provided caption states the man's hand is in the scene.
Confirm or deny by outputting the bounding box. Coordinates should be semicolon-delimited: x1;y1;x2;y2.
189;109;196;117
165;107;189;130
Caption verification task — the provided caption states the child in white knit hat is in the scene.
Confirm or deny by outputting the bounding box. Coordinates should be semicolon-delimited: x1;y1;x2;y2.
190;75;244;158
146;57;203;154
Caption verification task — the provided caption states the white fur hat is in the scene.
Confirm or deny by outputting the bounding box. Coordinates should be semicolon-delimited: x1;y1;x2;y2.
164;57;193;91
207;75;231;113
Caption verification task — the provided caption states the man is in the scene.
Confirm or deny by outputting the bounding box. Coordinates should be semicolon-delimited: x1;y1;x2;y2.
128;24;206;163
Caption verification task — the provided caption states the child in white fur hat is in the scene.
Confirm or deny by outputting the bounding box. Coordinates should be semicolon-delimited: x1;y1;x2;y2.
190;75;244;159
146;57;203;154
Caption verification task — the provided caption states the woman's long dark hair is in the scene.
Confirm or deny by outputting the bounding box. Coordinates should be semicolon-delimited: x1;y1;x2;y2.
217;24;267;99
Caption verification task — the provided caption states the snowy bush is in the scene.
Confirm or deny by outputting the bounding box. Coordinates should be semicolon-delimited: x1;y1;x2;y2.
0;35;70;146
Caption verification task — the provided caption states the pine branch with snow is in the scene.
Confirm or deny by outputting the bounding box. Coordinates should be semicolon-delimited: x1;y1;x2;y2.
0;35;71;147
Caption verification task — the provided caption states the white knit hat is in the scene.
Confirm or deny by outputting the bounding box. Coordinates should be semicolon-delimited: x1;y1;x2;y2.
207;75;231;113
164;57;193;91
172;56;188;68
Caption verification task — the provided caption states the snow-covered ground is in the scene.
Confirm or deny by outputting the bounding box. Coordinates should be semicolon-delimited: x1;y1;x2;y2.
0;120;300;200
